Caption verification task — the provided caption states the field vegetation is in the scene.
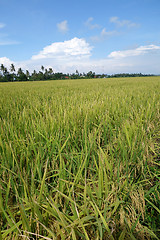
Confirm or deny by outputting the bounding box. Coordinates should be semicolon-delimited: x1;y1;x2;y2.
0;63;154;82
0;77;160;239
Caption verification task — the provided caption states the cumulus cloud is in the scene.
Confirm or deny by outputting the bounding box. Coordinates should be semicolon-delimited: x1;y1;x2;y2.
1;41;160;74
57;20;69;33
108;44;160;58
31;37;93;60
110;16;139;28
0;57;14;67
21;43;160;74
85;17;100;29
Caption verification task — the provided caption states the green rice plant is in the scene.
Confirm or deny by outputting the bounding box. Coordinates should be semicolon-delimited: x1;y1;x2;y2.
0;77;160;239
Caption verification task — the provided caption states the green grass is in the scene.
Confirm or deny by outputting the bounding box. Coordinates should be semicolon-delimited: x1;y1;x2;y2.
0;77;160;239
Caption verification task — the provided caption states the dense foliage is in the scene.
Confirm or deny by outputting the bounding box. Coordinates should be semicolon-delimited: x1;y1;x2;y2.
0;77;160;239
0;63;155;82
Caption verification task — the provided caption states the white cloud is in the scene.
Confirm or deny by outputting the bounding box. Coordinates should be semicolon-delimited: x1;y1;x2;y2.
31;37;93;60
57;20;69;34
22;43;160;74
110;16;139;28
0;57;13;67
101;28;117;37
85;17;100;29
0;32;20;46
0;23;5;29
1;42;160;75
0;40;20;45
91;28;117;42
108;44;160;58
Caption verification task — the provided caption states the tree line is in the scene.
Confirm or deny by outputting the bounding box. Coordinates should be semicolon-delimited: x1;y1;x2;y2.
0;63;154;82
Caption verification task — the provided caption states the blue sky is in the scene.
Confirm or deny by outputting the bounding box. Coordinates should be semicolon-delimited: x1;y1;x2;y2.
0;0;160;74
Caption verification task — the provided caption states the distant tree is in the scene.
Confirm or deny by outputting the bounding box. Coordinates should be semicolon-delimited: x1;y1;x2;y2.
2;67;12;82
30;70;37;81
33;70;37;75
44;69;49;80
41;66;45;79
71;73;76;79
4;67;8;75
37;71;44;81
0;65;154;82
41;65;45;72
48;67;53;75
76;70;79;76
10;63;15;73
86;71;95;78
26;70;30;80
54;72;63;80
17;68;23;76
0;64;5;75
17;68;27;81
10;63;16;81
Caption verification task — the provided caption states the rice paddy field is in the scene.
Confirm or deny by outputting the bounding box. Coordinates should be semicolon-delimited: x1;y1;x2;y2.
0;76;160;240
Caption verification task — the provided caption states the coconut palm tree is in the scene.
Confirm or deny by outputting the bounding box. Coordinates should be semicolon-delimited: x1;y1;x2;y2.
41;65;44;72
0;64;5;75
10;63;15;73
48;67;53;75
26;70;30;80
10;63;16;81
17;67;23;76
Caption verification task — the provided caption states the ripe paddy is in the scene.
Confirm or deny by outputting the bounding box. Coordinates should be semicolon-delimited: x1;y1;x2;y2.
0;77;160;239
